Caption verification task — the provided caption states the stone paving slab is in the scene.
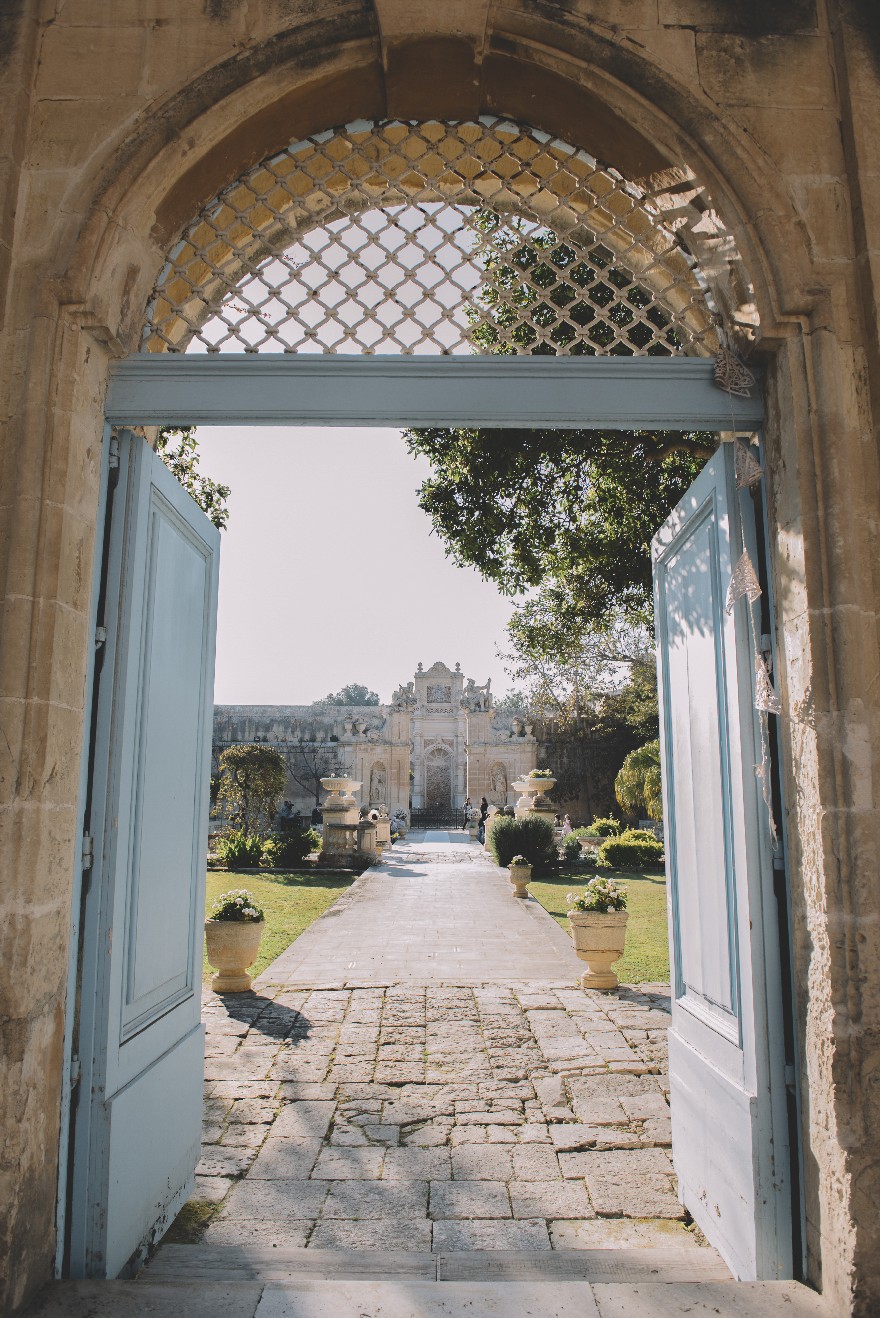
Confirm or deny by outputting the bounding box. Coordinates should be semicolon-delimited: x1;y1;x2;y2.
18;1278;831;1317
151;838;714;1275
176;978;688;1260
255;839;584;985
254;1279;603;1316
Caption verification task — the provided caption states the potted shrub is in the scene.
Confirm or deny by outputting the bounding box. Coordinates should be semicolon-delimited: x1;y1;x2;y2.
566;876;629;991
508;854;532;898
204;889;265;993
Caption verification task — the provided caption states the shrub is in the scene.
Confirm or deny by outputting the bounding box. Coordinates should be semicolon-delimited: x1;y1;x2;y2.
597;829;665;870
590;816;622;837
214;829;264;868
562;835;583;865
489;815;557;872
261;825;321;867
568;876;628;913
209;888;264;922
622;828;661;844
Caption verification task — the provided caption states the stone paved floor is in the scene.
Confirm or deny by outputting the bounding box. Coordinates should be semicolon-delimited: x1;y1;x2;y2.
256;833;584;985
188;835;694;1254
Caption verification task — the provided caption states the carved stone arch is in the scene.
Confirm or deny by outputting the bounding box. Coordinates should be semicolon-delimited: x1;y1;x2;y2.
70;23;816;360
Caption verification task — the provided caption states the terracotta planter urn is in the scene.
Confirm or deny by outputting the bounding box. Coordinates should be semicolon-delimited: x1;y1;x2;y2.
204;919;264;993
568;910;629;990
508;861;532;898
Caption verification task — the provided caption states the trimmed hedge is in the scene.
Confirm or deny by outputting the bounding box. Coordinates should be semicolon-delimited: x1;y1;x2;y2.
589;816;622;837
597;829;665;870
489;814;557;872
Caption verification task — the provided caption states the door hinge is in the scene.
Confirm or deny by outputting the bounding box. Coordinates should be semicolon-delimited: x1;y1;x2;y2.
81;834;94;871
94;625;107;649
69;1056;81;1090
108;435;120;469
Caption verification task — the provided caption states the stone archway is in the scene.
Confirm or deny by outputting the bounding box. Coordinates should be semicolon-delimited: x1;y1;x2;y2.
3;11;880;1314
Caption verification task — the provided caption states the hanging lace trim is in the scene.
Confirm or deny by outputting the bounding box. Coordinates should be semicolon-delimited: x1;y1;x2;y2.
754;652;782;714
735;438;763;489
714;348;756;399
726;550;762;614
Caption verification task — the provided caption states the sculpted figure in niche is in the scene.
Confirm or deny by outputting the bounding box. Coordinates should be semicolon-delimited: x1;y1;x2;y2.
490;762;508;806
369;764;387;804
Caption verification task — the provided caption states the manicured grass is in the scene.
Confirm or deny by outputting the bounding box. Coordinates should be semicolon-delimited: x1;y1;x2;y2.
529;868;670;984
204;869;354;981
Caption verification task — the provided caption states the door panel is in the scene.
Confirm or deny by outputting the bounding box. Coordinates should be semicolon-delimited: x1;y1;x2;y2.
68;430;219;1277
653;443;791;1280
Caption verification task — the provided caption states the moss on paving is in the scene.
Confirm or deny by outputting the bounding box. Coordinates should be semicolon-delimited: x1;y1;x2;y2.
528;868;670;984
204;869;354;982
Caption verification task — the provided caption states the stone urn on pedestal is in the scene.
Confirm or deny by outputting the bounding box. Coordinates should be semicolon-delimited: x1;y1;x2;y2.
513;772;557;822
319;776;361;866
204;889;265;993
508;856;532;898
567;878;629;991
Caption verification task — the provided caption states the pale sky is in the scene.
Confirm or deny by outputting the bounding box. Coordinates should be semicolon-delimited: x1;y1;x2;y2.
197;427;517;705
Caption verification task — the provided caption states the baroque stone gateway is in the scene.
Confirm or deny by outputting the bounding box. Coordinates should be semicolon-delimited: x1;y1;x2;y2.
213;662;537;818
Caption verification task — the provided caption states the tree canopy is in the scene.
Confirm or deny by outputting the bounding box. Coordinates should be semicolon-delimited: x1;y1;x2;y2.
615;739;664;821
403;427;712;631
156;426;231;530
316;683;381;706
217;744;286;833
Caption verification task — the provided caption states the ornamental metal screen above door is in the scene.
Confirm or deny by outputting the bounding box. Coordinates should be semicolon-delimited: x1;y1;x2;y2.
140;118;755;361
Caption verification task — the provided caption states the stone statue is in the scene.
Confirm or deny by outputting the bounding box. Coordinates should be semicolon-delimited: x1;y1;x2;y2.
490;762;508;804
369;765;387;804
463;677;493;711
392;680;416;708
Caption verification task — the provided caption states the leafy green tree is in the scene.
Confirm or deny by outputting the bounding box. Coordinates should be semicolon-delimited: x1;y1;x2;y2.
403;427;711;631
501;604;658;816
316;683;380;706
156;426;231;530
217;744;287;834
615;739;664;821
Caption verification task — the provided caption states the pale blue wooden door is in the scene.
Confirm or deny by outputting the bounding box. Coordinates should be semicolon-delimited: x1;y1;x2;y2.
653;444;791;1280
68;429;219;1277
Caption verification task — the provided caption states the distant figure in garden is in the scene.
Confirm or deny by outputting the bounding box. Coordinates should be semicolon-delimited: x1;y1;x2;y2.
562;814;573;837
462;796;471;829
478;796;489;844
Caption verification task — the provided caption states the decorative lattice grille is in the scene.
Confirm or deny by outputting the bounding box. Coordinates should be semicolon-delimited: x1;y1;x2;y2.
142;118;727;357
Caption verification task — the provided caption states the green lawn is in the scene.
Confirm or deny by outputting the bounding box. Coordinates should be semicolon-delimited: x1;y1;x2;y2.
204;869;354;981
529;868;670;984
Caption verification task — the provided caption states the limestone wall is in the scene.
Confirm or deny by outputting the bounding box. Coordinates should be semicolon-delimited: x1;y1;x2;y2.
2;3;880;1312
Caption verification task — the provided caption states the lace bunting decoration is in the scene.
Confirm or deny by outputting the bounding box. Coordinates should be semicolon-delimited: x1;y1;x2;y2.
754;652;782;715
725;550;762;614
735;438;763;489
714;348;756;399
